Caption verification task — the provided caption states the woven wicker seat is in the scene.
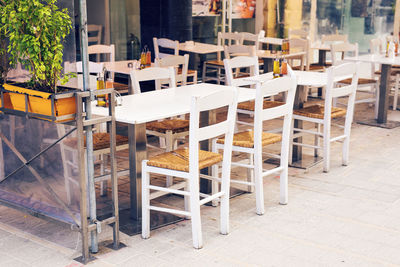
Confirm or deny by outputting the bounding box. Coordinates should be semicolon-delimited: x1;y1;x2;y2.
113;82;129;92
64;132;129;151
205;60;225;66
338;77;376;85
237;100;284;111
294;104;346;119
147;148;222;172
146;119;189;133
217;130;282;148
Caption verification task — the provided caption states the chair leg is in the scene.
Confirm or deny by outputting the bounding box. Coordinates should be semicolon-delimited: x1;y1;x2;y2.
165;131;173;187
323;123;331;173
219;164;230;235
193;71;198;84
394;74;399;110
141;161;150;239
247;153;254;193
217;68;221;85
342;116;352;167
254;149;265;215
189;177;203;249
288;119;294;165
202;63;207;83
211;141;220;207
375;83;380;119
314;123;320;157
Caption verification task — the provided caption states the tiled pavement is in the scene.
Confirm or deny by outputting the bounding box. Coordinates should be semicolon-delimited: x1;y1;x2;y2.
1;101;400;267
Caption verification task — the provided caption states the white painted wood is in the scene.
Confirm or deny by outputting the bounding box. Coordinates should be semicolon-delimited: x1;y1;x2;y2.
291;62;359;172
141;88;238;248
130;66;182;186
155;54;190;86
91;83;255;124
87;24;102;45
178;42;224;54
214;66;297;214
289;38;310;70
88;44;115;62
224;45;256;59
153;37;179;59
288;29;309;39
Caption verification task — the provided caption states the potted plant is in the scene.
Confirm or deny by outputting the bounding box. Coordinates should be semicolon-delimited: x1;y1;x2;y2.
0;0;76;121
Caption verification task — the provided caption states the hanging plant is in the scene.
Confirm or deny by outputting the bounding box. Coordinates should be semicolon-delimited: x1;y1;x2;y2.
0;0;74;93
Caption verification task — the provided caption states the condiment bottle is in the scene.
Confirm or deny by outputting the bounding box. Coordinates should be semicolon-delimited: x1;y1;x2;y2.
146;50;151;67
96;74;105;106
281;59;288;76
273;58;280;78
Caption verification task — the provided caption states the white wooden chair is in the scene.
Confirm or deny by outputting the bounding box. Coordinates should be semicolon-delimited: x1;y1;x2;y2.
155;54;189;86
87;24;102;45
310;34;348;71
202;32;243;84
288;38;310;71
130;67;189;187
213;67;297;214
288;28;309;39
153;37;198;84
370;38;400;110
331;42;379;117
63;61;104;89
142;88;238;249
88;44;129;94
290;62;359;172
224;55;283;128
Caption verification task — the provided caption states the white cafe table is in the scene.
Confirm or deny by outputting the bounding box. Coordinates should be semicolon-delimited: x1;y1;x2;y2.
345;54;400;128
179;42;224;55
92;83;256;225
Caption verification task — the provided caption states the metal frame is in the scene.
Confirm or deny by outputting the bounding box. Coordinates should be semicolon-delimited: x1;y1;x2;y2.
0;88;120;264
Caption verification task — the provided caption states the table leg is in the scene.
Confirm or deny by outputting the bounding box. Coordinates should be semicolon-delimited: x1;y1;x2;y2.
318;50;326;66
317;50;326;97
128;123;147;220
357;64;400;129
377;64;391;123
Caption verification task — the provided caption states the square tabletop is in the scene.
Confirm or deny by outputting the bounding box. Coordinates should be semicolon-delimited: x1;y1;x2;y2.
344;54;400;65
244;71;328;87
179;42;224;54
92;83;255;124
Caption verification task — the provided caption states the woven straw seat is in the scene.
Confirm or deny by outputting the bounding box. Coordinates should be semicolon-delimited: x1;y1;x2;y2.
205;60;224;66
237;100;284;111
294;104;346;119
147;148;222;172
146;119;189;133
338;77;376;85
177;68;197;75
114;82;129;92
64;132;129;151
217;130;282;148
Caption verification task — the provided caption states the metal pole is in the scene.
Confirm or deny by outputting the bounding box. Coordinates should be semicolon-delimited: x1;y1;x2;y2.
78;0;98;253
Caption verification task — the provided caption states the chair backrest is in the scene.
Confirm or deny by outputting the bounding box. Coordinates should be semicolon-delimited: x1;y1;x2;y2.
217;32;243;61
155;54;189;86
330;42;358;66
88;44;115;62
370;38;383;54
288;28;309;39
289;37;310;70
63;61;104;89
188;88;238;178
321;34;348;44
87;24;102;45
224;44;256;59
241;32;261;49
130;67;176;94
153;37;179;59
324;62;359;124
223;56;259;87
253;66;297;163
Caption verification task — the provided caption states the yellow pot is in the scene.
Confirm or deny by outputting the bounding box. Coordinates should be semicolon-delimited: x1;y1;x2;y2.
3;83;76;122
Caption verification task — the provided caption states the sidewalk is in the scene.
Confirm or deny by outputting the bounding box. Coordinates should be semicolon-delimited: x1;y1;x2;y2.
1;102;400;267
